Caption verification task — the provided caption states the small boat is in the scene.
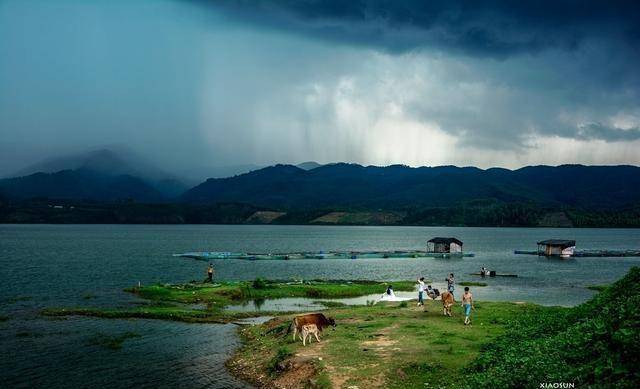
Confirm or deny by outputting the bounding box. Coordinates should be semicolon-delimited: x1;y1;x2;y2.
469;272;518;278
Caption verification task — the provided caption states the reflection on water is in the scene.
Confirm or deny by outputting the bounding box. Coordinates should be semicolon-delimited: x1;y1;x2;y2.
226;297;326;312
225;292;418;312
254;298;265;310
1;224;639;388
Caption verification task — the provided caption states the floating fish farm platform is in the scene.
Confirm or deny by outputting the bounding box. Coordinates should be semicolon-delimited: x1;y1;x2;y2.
514;249;640;257
173;250;475;261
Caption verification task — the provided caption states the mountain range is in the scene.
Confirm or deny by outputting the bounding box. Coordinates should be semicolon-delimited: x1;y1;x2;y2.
182;163;640;210
0;149;326;203
1;149;640;226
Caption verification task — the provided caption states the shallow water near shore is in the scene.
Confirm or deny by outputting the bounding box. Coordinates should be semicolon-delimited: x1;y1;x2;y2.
1;224;639;387
224;292;416;312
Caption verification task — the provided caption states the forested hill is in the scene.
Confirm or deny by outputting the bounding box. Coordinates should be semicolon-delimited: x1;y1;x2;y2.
2;163;640;226
181;163;640;210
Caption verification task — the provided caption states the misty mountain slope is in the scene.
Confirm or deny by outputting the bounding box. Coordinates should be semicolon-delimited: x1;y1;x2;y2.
15;149;155;177
0;169;164;202
181;164;640;210
9;148;188;198
296;161;323;170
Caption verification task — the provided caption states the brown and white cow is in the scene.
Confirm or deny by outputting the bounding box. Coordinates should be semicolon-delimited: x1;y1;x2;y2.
441;291;455;316
290;313;336;341
301;324;321;346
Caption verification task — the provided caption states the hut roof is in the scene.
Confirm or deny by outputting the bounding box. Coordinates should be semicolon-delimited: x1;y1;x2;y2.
537;239;576;248
428;237;463;246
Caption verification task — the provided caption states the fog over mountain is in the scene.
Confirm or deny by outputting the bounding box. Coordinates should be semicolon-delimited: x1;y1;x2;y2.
12;148;172;180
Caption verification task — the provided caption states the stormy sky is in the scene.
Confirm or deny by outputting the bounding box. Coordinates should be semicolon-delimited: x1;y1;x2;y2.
1;0;639;177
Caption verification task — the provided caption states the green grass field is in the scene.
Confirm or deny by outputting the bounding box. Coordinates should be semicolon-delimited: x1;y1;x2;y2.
229;268;640;389
228;300;545;388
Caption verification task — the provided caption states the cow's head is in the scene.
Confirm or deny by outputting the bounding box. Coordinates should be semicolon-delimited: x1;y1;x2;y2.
328;317;336;330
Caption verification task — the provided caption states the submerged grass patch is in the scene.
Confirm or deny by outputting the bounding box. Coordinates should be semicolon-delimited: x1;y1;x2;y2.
41;306;265;323
127;279;417;306
43;279;417;323
459;281;488;287
88;331;140;350
16;331;44;338
313;300;347;308
2;296;32;305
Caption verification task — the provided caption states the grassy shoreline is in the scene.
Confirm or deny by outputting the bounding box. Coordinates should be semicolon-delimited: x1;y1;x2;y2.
42;279;418;323
228;268;640;388
38;271;640;388
226;300;548;388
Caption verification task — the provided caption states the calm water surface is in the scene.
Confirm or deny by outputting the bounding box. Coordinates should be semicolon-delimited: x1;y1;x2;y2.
1;224;639;387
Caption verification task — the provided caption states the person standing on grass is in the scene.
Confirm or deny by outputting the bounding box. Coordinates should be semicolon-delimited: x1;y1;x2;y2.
417;277;425;306
447;273;455;294
207;263;214;283
462;287;474;325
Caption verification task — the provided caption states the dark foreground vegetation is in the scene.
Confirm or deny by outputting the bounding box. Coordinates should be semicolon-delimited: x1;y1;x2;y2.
467;267;640;388
2;198;640;227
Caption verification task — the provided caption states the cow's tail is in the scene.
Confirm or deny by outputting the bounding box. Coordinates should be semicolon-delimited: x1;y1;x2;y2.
286;317;296;334
288;317;299;340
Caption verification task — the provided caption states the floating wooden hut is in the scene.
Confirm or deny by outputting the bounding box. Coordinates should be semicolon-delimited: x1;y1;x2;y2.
427;237;463;254
537;239;576;257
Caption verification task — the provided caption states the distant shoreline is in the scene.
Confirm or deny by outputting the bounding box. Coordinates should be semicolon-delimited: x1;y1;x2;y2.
1;222;638;229
2;200;639;228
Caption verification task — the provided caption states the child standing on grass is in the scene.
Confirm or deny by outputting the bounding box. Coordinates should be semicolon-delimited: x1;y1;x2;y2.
447;273;455;294
417;277;425;306
462;287;474;325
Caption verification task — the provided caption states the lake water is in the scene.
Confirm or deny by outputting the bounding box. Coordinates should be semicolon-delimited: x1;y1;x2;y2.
1;224;639;388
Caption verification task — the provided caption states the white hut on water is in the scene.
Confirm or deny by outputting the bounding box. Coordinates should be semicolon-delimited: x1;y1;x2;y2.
427;237;463;254
537;239;576;257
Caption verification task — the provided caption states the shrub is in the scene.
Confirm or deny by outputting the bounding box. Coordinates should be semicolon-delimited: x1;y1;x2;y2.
252;278;268;289
305;288;321;298
267;346;293;375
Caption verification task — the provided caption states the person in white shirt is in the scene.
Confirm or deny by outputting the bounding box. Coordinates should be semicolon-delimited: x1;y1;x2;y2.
417;277;426;306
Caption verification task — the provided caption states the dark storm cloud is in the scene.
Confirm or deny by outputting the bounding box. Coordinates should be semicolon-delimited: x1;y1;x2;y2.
576;122;640;141
2;0;640;174
200;0;640;57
